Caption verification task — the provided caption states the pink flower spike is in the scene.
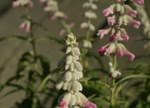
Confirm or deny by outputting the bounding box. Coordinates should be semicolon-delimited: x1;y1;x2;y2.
128;10;137;18
131;20;141;29
97;29;109;39
12;1;20;8
83;101;97;108
102;7;113;17
125;51;135;61
107;16;116;26
134;0;144;5
60;101;66;108
122;33;129;42
98;47;106;56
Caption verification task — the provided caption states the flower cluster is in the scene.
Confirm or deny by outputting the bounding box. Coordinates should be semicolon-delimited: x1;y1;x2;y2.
40;0;67;20
134;3;150;50
80;0;98;31
12;0;33;33
12;0;33;8
97;0;144;77
80;0;98;48
56;33;96;108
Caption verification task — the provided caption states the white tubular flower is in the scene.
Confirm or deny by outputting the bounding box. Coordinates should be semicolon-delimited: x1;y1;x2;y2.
81;0;98;31
109;62;121;78
56;33;97;108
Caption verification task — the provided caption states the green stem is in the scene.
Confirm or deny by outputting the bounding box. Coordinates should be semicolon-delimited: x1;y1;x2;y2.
110;78;115;108
110;55;117;108
60;18;71;34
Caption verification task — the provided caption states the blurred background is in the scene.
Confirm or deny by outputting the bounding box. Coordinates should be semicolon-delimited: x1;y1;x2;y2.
0;0;150;108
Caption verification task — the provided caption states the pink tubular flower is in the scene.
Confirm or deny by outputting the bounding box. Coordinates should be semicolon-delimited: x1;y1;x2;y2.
83;101;97;108
125;51;135;61
131;19;141;29
128;10;137;18
98;46;106;56
117;48;135;61
60;101;67;108
115;32;123;41
122;33;129;42
133;0;144;5
102;7;114;17
117;49;124;57
109;33;115;42
107;16;116;26
19;21;31;33
97;29;110;39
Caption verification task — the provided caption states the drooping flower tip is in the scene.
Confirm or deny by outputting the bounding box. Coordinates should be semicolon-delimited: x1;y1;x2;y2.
128;10;137;18
98;47;106;56
122;33;129;42
117;49;124;57
19;21;31;33
102;7;113;17
60;101;67;108
83;101;97;108
134;0;144;5
125;52;135;61
97;29;109;39
131;19;141;29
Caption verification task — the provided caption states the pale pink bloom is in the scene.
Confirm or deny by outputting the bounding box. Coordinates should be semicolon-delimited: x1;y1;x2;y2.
12;0;33;8
131;19;141;29
128;10;137;18
50;12;68;21
83;101;97;108
125;51;135;61
115;33;122;41
117;49;135;61
117;49;124;57
98;46;106;56
107;16;116;26
105;48;113;56
102;7;113;17
122;33;129;42
19;21;31;33
104;44;116;56
12;1;20;8
133;0;144;5
115;0;122;3
60;101;67;108
97;29;109;39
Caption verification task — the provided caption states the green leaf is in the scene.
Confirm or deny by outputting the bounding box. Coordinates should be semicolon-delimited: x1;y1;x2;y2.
116;74;150;86
37;55;51;79
86;51;104;67
38;74;51;92
16;52;33;78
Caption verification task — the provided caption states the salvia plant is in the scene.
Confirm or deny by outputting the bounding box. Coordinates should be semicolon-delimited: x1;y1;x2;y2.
0;0;150;108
